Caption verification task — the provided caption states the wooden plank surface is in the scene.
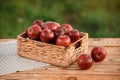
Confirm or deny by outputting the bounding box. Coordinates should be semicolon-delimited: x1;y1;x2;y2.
0;38;120;80
89;38;120;46
0;39;16;42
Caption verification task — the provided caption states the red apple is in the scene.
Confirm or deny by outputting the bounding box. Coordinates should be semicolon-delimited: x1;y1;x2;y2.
40;28;55;43
42;21;60;31
91;46;106;62
60;24;73;34
68;29;81;43
54;28;65;37
77;54;93;70
27;24;42;40
56;35;71;47
32;20;43;27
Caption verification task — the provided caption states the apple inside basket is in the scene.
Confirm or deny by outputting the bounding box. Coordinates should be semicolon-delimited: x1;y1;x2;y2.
17;32;88;67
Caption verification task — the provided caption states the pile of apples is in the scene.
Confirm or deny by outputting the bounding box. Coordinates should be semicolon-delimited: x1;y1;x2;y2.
25;20;107;70
26;20;81;47
77;46;107;70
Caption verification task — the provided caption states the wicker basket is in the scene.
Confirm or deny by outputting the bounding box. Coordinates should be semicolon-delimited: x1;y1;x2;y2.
17;32;88;67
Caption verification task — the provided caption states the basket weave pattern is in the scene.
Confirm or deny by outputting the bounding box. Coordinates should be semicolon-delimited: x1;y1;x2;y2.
17;32;88;67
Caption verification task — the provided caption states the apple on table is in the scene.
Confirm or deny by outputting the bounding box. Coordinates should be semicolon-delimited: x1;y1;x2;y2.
91;46;106;62
77;54;93;70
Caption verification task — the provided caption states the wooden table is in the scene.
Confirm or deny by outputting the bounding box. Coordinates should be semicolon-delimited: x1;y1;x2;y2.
0;38;120;80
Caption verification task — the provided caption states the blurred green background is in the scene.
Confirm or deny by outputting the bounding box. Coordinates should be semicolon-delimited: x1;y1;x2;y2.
0;0;120;38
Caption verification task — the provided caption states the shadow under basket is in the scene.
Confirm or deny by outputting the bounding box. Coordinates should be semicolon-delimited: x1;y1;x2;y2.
17;32;88;67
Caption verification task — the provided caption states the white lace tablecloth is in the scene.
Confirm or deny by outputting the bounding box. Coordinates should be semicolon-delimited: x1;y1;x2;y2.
0;40;50;75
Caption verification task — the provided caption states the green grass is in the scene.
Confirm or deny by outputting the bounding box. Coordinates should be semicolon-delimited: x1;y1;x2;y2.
0;0;120;38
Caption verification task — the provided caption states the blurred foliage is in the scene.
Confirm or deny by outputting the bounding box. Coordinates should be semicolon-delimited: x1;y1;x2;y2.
0;0;120;38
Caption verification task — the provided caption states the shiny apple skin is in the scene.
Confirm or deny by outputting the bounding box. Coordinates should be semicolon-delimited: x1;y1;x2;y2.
68;29;81;43
56;35;71;47
60;24;73;34
42;21;60;31
27;24;42;40
91;46;107;62
54;28;65;37
32;20;43;27
77;54;93;70
40;28;55;43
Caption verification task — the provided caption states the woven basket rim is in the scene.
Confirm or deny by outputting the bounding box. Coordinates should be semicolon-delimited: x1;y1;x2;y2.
17;32;88;49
